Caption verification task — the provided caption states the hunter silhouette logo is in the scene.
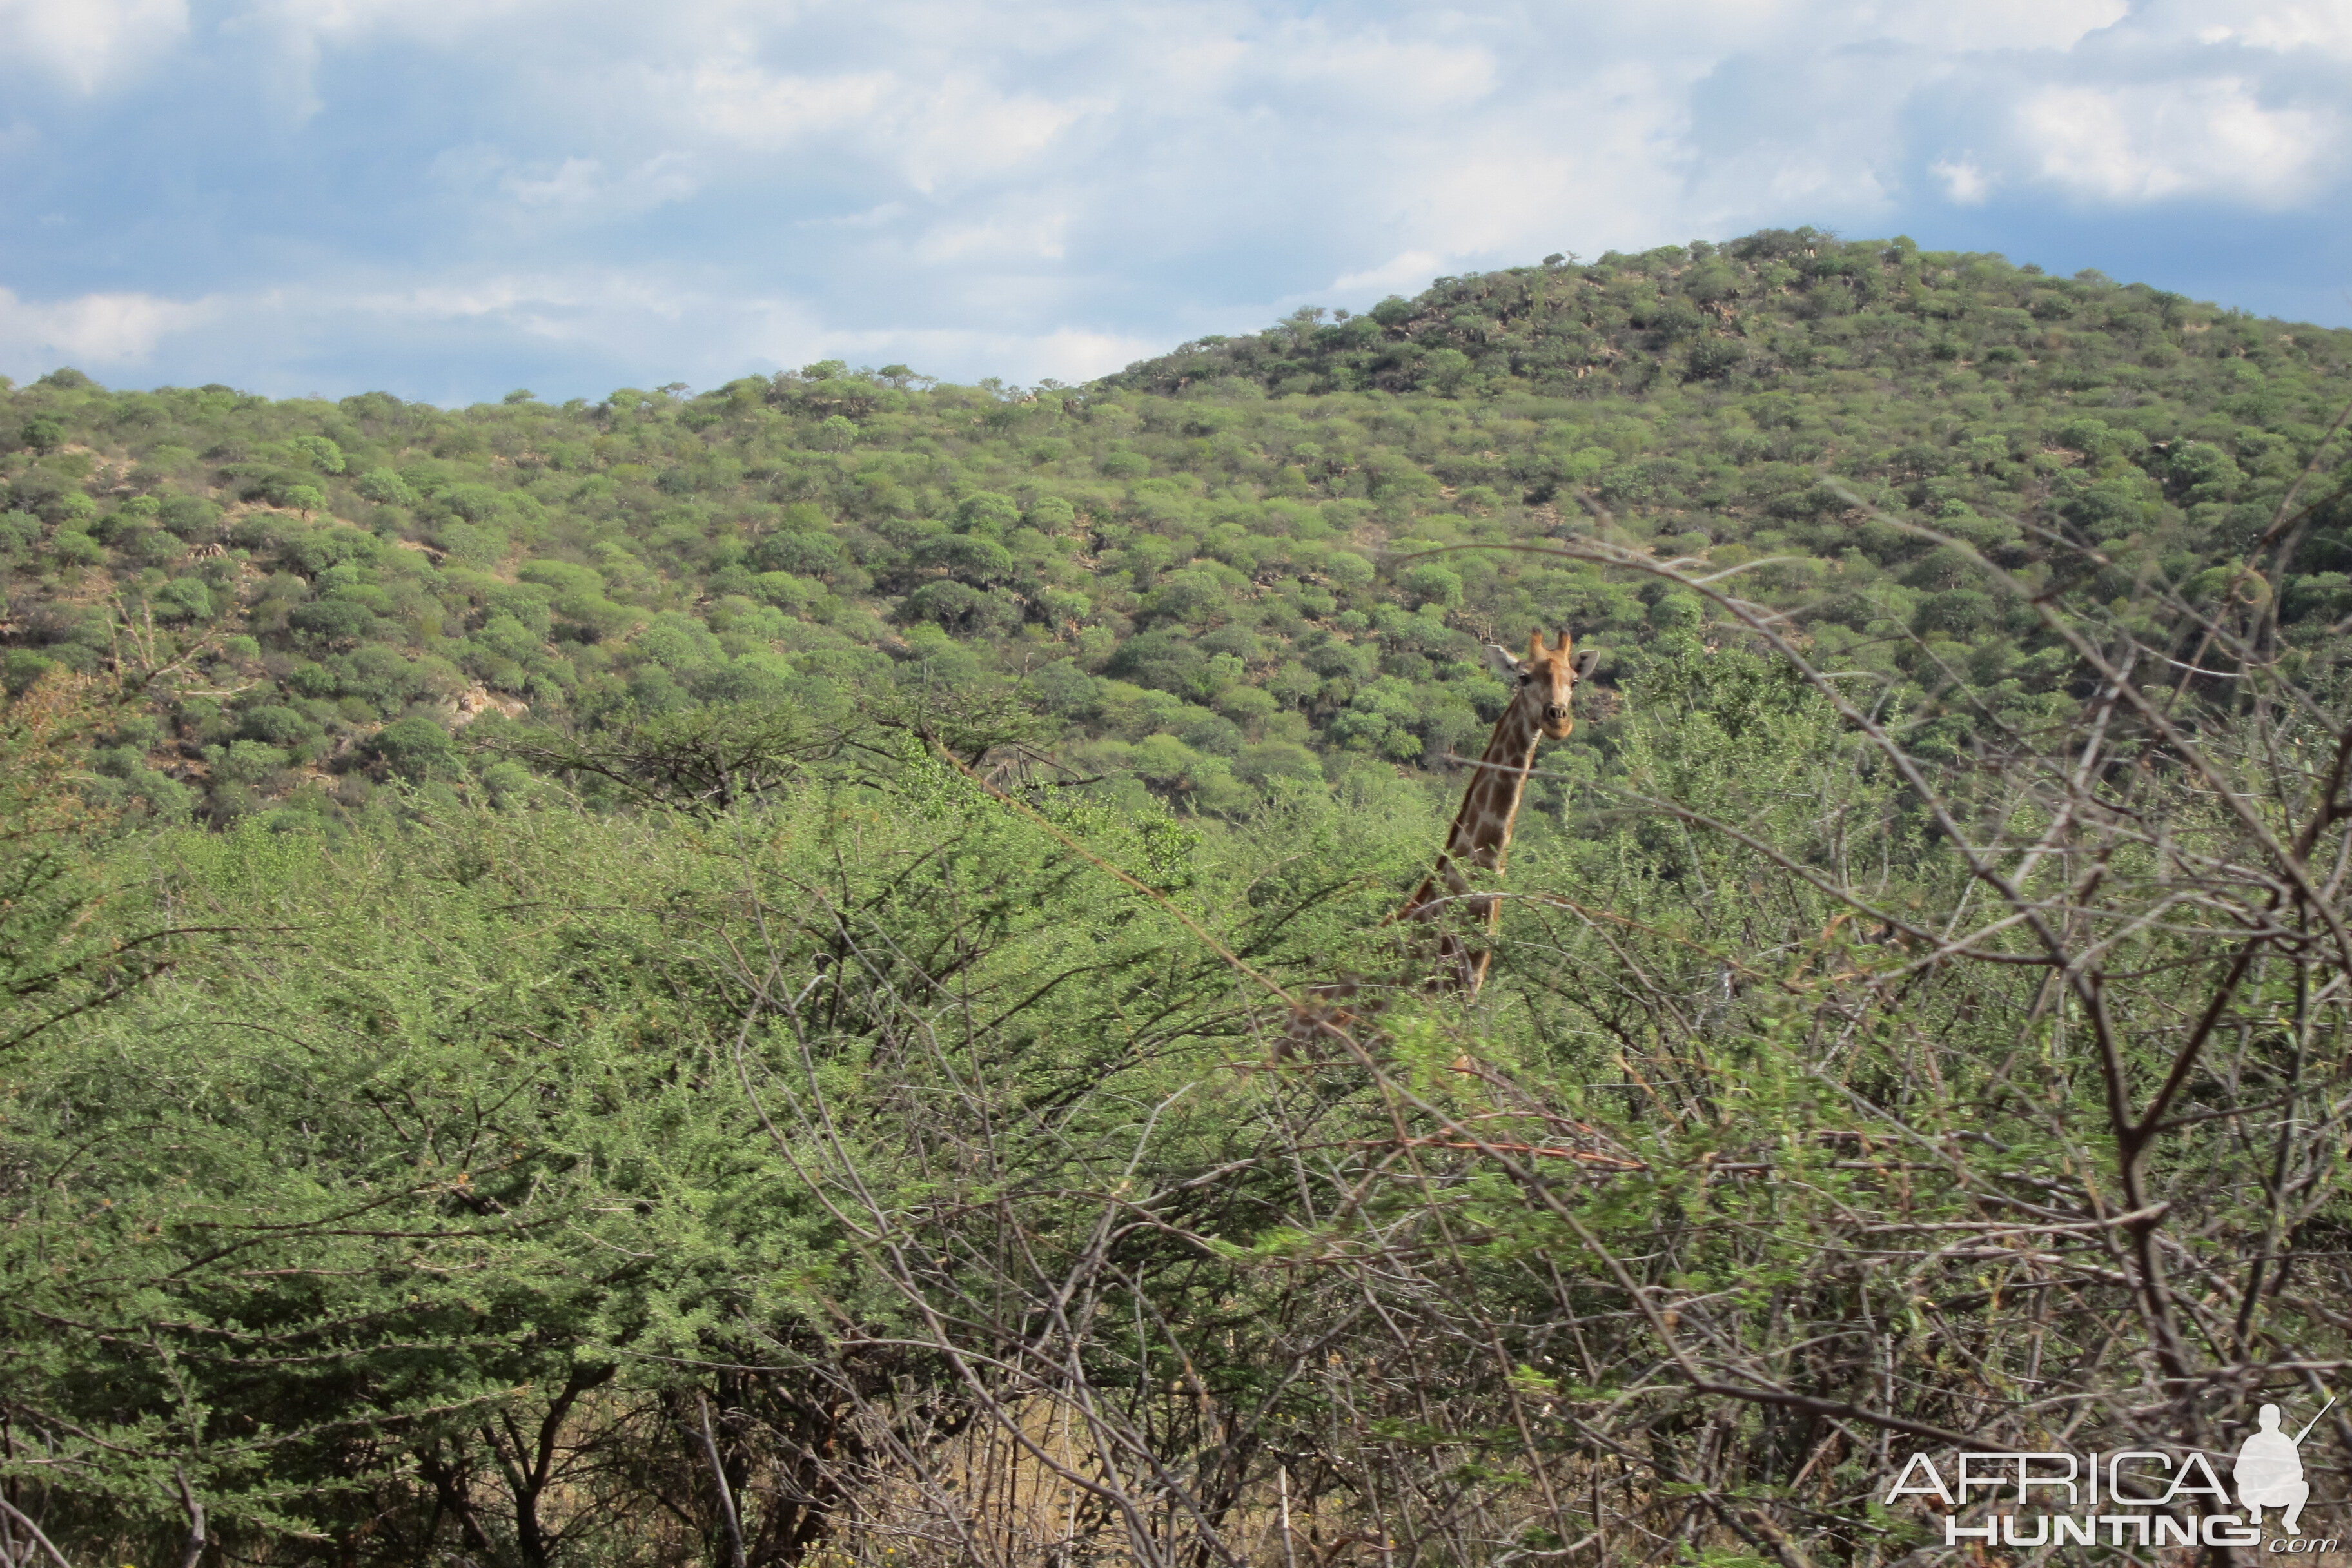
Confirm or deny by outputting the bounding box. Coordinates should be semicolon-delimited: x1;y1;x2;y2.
2238;1398;2333;1536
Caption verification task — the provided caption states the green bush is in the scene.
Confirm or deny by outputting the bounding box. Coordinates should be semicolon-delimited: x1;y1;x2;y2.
2;651;57;695
0;229;2341;834
355;468;418;505
371;714;456;778
212;739;287;784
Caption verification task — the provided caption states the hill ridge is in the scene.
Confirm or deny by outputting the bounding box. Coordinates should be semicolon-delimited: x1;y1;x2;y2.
1;228;2347;826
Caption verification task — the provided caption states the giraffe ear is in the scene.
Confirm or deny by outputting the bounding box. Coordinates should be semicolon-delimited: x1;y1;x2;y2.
1576;647;1600;681
1484;643;1523;678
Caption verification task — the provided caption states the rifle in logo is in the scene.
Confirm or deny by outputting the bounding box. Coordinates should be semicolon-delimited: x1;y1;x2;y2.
2238;1396;2335;1536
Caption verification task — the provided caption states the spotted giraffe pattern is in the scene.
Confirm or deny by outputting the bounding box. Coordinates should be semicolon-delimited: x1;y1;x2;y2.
1396;627;1582;996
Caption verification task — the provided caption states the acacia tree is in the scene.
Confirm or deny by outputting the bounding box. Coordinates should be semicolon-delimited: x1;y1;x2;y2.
8;439;2352;1565
673;467;2352;1565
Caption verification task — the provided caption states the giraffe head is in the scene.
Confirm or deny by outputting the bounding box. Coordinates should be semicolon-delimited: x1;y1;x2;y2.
1485;627;1583;740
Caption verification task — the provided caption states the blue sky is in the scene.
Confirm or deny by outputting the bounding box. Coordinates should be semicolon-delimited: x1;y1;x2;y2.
0;0;2346;404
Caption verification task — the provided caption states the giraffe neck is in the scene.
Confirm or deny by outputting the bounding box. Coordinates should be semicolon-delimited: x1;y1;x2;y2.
1386;696;1545;994
1394;696;1544;921
1441;698;1545;874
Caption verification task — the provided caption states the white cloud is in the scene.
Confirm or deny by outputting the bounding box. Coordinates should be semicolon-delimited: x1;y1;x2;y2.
820;326;1161;384
2135;0;2352;59
338;271;693;331
0;264;1153;398
2017;77;2339;204
0;0;186;92
669;61;1106;193
1331;251;1447;295
0;285;214;367
916;211;1072;264
2230;5;2352;57
681;65;894;152
7;0;2352;399
1255;30;1498;110
239;0;546;49
505;157;605;208
798;202;912;230
1931;157;1993;203
1860;0;2127;52
894;79;1107;193
501;153;703;215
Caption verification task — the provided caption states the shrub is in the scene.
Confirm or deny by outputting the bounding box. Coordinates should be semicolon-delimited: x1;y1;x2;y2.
903;580;1018;634
289;435;346;473
158;496;222;540
212;740;287;785
289;600;379;644
1399;562;1464;608
1917;589;1996;635
750;571;816;613
356;469;418;505
238;705;318;746
371;715;456;779
752;531;847;580
954;492;1022;537
2;651;57;695
912;534;1016;585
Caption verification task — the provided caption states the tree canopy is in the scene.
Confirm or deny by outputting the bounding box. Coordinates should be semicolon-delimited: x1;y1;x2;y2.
4;232;2352;1567
1;231;2343;832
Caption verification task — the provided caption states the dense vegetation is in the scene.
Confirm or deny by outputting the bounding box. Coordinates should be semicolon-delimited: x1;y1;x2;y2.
3;226;2347;828
3;230;2352;1567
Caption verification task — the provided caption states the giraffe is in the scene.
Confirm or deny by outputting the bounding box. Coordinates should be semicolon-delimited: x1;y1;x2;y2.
1395;626;1584;996
1277;626;1584;1059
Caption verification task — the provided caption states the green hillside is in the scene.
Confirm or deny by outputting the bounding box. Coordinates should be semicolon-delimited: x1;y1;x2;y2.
5;234;2352;1565
5;227;2347;825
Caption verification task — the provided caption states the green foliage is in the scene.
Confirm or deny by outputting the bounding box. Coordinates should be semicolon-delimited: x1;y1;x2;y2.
14;578;2352;1563
0;232;2345;837
0;758;1418;1558
370;713;456;778
0;673;181;1052
356;467;418;504
4;233;2352;1567
486;700;848;813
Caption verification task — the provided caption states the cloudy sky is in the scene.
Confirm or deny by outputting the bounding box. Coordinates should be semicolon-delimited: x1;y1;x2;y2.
0;0;2346;404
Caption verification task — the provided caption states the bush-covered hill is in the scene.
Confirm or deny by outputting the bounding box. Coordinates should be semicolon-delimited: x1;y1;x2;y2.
8;230;2352;1567
3;227;2347;827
